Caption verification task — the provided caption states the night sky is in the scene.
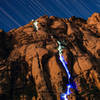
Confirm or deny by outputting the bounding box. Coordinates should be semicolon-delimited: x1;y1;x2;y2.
0;0;100;32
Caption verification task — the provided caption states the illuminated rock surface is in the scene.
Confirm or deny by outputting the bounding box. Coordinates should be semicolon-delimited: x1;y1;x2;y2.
0;13;100;100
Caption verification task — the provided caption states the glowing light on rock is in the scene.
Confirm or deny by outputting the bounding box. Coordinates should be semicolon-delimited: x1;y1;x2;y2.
57;40;75;100
59;55;71;79
33;21;38;31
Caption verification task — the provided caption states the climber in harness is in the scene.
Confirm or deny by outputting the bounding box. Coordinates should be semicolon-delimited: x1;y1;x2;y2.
57;41;64;56
32;19;38;31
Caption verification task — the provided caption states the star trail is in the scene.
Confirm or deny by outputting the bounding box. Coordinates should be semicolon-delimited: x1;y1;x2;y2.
0;0;100;31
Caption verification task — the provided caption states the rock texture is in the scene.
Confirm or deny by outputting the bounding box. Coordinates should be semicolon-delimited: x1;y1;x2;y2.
0;13;100;100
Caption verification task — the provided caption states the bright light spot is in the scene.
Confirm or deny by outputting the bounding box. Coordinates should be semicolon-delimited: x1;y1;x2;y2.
33;21;38;31
61;93;68;100
61;84;73;100
32;19;34;21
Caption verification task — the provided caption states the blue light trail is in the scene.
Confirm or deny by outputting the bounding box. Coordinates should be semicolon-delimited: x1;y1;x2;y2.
57;41;76;100
59;55;71;79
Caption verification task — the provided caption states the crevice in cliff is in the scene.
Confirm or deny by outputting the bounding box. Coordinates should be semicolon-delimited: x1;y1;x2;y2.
41;52;57;100
67;50;75;77
0;31;13;59
55;53;68;92
8;56;36;100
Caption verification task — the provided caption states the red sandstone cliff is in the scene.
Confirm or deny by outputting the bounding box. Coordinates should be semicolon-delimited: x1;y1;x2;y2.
0;13;100;100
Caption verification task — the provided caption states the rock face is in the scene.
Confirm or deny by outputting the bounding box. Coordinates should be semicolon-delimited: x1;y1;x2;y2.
0;13;100;100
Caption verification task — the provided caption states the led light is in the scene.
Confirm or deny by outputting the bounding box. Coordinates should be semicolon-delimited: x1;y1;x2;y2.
61;93;68;100
33;21;38;31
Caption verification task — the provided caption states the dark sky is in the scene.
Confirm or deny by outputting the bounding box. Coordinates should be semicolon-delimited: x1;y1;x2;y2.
0;0;100;32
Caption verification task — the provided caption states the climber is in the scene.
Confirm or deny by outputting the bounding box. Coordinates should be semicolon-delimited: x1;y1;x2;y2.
32;20;38;31
57;41;64;56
